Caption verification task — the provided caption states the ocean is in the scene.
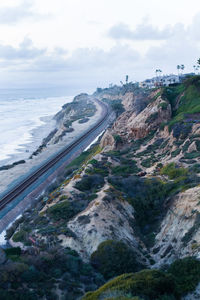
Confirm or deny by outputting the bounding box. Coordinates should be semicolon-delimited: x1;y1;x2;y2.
0;88;73;167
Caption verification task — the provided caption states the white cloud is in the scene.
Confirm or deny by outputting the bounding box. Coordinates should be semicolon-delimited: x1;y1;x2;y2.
0;0;48;24
0;2;199;92
108;21;174;41
0;37;46;60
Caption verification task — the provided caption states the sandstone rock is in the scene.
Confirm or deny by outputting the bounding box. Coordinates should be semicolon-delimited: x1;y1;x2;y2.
59;183;146;262
188;141;197;153
100;129;115;150
113;94;171;141
152;186;200;267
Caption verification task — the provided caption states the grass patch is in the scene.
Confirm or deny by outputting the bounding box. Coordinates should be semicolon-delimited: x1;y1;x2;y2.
160;163;188;180
66;144;101;171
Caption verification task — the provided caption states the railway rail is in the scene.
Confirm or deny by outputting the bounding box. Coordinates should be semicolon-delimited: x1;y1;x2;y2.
0;99;110;211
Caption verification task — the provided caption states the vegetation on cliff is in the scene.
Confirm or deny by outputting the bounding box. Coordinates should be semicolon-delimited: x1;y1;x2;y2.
2;76;200;299
83;257;200;300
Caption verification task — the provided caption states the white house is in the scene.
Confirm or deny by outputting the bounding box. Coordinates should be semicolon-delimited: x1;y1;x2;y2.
139;74;180;89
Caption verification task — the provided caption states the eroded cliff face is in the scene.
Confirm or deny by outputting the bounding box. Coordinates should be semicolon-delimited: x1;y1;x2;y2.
4;82;200;299
102;89;171;146
97;85;200;271
60;183;141;260
152;187;200;267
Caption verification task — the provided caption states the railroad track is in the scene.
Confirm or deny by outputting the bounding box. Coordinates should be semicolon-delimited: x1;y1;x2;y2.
0;99;110;211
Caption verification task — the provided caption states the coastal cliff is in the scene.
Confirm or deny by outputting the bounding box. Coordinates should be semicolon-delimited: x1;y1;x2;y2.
1;77;200;299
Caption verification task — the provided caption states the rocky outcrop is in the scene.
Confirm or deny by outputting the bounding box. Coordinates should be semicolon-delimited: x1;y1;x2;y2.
59;184;146;262
101;90;171;148
100;129;115;150
152;186;200;267
114;95;171;141
188;141;197;153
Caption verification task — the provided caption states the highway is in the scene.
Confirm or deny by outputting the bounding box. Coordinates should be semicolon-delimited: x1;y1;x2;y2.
0;98;111;212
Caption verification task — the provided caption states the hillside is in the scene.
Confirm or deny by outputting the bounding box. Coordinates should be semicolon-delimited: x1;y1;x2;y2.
1;78;200;299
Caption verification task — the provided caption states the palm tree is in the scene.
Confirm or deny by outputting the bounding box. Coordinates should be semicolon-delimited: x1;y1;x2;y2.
155;69;162;85
180;64;185;74
193;65;199;74
155;69;158;78
159;69;162;77
177;65;180;74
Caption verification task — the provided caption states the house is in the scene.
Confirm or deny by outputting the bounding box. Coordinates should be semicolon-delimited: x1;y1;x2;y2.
139;74;180;89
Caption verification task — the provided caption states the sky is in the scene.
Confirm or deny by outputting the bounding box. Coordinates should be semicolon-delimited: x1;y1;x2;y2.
0;0;200;94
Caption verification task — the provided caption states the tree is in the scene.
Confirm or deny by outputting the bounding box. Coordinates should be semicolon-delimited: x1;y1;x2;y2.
90;240;143;279
96;87;102;93
155;69;162;78
193;65;199;74
180;64;185;73
177;65;181;76
111;101;124;117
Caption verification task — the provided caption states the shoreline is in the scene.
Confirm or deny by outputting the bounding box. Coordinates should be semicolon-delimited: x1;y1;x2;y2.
0;99;102;196
0;115;57;168
0;98;114;243
0;95;73;167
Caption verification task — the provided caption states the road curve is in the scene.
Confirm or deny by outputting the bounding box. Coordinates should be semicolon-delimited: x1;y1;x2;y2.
0;99;110;211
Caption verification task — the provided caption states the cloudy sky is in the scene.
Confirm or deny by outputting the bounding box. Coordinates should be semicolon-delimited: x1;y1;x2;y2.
0;0;200;94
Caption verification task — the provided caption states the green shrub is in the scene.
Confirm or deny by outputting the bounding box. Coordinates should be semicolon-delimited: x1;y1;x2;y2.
111;163;140;176
59;195;68;201
113;135;123;144
66;144;100;170
75;175;104;192
189;163;200;173
12;229;27;242
111;100;125;117
167;77;200;129
91;240;143;280
83;270;177;300
182;141;190;153
86;167;109;177
168;257;200;295
5;247;21;256
171;149;181;158
158;102;168;110
89;159;98;166
108;176;173;233
141;158;154;168
160;163;188;179
47;200;80;221
184;151;200;159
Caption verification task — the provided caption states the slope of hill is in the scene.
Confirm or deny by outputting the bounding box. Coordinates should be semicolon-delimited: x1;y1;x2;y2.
1;78;200;299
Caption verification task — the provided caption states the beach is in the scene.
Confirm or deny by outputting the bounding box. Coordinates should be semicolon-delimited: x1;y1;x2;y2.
0;98;103;196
